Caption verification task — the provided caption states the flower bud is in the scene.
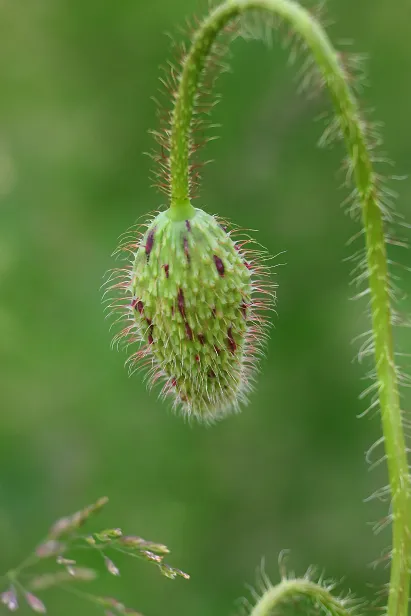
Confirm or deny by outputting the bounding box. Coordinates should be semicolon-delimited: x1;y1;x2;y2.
104;557;120;576
109;207;274;421
35;540;63;559
1;587;18;612
25;593;46;614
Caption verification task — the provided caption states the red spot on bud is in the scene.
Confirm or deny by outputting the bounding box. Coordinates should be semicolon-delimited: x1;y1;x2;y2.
178;289;185;318
198;333;205;345
185;219;191;232
195;354;200;362
146;318;154;344
131;298;144;314
185;322;193;341
183;237;190;262
137;301;144;314
245;261;251;270
213;255;225;276
241;302;248;320
164;264;169;278
172;378;177;387
213;345;221;355
145;229;155;259
227;328;237;354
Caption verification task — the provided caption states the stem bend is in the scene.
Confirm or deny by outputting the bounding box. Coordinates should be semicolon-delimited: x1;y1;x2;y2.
250;578;351;616
169;2;411;616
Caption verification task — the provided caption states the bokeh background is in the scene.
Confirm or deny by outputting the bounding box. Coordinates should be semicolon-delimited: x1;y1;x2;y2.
1;0;411;614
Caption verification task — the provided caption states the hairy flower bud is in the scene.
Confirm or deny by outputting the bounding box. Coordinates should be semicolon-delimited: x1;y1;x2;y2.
107;206;274;421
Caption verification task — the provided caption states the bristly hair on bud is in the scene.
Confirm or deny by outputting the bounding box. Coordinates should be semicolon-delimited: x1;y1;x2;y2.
103;2;279;423
105;207;276;422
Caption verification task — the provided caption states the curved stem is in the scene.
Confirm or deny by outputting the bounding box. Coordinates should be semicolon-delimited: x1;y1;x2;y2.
250;579;351;616
169;2;411;616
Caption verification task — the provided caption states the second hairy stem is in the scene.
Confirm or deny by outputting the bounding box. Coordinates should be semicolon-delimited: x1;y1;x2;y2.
168;1;411;615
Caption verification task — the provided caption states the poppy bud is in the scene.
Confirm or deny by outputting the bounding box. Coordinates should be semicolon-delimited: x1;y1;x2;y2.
108;206;274;422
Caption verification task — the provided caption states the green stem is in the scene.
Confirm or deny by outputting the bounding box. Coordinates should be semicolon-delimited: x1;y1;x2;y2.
250;578;351;616
6;553;40;582
56;583;101;606
169;2;411;615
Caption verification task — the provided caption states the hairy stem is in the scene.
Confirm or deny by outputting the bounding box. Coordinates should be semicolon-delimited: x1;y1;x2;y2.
169;1;411;615
250;578;351;616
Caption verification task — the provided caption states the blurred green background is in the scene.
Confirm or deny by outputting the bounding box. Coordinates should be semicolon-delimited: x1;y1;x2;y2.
1;0;411;614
